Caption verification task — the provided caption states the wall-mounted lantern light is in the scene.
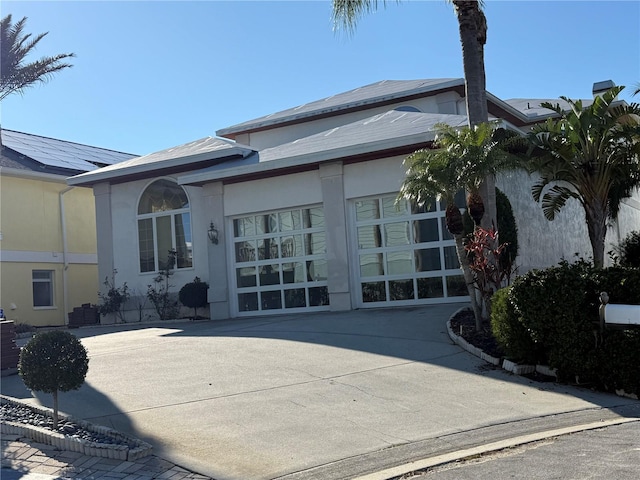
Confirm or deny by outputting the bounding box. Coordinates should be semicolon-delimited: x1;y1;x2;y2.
207;222;219;245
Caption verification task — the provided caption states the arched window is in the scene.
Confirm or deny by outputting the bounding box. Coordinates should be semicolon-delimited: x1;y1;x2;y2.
137;179;192;273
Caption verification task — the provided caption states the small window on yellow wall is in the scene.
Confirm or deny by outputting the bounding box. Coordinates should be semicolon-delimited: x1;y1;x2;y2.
32;270;54;307
137;180;193;273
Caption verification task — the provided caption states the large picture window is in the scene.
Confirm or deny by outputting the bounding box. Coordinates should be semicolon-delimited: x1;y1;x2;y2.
137;179;193;273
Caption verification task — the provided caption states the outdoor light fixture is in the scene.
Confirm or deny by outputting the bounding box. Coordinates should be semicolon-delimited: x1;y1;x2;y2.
207;222;219;245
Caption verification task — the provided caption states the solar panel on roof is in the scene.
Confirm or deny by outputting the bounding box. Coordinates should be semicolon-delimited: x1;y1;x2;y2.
1;129;136;172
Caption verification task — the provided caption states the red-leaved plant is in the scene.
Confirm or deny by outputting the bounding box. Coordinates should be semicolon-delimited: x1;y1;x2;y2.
465;227;515;319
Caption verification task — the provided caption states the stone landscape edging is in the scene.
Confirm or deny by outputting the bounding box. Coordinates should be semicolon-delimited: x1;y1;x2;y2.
0;394;153;461
447;307;639;400
446;307;553;376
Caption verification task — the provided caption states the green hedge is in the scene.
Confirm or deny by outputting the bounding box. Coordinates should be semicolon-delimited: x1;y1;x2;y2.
490;260;640;393
491;287;538;363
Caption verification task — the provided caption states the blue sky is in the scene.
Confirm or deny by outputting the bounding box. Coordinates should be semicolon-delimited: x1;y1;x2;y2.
2;1;639;155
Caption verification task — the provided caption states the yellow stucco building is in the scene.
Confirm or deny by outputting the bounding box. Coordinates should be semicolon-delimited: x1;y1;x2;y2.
0;129;135;326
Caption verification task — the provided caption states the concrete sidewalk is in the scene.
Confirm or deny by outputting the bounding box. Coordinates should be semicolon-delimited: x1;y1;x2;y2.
2;304;639;480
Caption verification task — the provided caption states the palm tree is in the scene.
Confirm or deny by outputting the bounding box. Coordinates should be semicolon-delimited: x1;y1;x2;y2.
526;86;640;268
401;143;483;328
432;123;519;226
332;0;496;227
400;122;518;330
0;14;74;101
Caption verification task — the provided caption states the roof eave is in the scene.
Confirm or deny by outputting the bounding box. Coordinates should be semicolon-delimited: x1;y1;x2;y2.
178;131;436;186
67;146;251;187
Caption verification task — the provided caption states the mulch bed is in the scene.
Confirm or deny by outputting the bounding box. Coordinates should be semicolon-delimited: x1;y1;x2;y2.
449;308;505;359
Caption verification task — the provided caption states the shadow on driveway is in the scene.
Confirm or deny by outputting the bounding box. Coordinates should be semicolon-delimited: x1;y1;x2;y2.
2;304;638;480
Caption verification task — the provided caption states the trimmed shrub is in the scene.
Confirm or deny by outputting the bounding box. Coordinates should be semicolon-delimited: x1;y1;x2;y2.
19;330;89;429
596;330;640;395
179;277;209;319
490;287;538;363
494;260;640;392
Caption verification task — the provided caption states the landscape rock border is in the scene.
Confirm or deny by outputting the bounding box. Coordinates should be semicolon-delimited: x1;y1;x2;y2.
447;307;639;400
0;395;153;461
446;307;554;376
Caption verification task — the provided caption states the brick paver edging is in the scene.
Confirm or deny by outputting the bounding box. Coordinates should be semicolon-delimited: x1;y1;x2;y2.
1;395;153;461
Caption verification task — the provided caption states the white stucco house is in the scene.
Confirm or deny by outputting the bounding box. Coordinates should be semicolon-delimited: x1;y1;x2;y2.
67;78;640;321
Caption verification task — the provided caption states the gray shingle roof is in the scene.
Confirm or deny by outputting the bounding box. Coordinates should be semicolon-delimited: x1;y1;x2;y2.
1;129;136;174
216;78;464;137
180;110;469;185
68;136;256;186
503;98;593;120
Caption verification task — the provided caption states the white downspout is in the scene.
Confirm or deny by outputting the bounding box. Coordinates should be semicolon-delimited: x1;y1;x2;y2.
60;186;74;325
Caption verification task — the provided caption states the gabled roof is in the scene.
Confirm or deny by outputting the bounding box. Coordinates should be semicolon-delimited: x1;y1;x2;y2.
1;129;136;175
180;110;469;185
216;78;465;137
68;136;256;186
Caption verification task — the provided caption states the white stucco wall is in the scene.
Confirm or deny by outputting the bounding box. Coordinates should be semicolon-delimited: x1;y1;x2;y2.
343;156;405;200
223;170;323;217
496;170;640;272
101;177;211;321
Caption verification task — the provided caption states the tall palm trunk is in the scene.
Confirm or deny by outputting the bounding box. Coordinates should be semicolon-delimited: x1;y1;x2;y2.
584;201;608;268
453;0;496;229
453;0;488;126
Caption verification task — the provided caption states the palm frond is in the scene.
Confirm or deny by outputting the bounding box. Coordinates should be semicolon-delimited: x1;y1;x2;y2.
541;185;580;221
0;14;74;101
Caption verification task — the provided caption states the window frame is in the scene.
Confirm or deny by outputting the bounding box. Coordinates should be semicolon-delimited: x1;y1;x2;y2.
351;192;469;307
231;205;330;315
136;179;194;274
32;269;55;309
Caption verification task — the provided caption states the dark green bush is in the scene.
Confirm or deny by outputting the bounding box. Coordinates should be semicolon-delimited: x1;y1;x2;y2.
597;330;640;395
612;230;640;268
496;188;518;272
490;287;538;363
179;277;209;319
494;260;640;393
511;260;595;379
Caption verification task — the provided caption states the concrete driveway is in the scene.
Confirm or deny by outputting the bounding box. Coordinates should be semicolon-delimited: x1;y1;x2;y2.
2;304;638;480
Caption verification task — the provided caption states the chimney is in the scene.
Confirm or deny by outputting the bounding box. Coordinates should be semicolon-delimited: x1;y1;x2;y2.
592;80;616;99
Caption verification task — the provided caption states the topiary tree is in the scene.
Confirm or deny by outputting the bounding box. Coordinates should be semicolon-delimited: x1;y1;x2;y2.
179;277;209;319
19;330;89;429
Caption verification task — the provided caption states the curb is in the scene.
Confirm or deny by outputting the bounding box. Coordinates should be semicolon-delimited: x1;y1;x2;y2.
353;417;640;480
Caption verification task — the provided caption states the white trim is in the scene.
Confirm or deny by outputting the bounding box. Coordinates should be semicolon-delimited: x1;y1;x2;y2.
1;250;97;264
